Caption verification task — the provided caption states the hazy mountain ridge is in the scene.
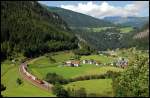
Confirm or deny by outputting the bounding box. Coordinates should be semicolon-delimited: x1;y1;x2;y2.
104;16;149;28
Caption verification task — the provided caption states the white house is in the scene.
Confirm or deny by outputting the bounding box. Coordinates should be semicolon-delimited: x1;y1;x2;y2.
94;61;100;66
96;62;99;66
72;61;80;67
82;60;86;64
82;60;101;66
116;57;128;68
65;61;72;66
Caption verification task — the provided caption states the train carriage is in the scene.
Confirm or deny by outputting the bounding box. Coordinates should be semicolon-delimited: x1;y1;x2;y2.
21;63;44;84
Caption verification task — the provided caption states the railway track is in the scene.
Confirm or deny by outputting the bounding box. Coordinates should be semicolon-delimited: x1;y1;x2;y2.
19;62;53;92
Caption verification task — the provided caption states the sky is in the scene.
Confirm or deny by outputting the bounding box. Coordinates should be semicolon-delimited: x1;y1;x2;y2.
38;1;149;19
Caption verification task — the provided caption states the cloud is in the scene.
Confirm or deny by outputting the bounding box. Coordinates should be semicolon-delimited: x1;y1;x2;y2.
60;1;149;18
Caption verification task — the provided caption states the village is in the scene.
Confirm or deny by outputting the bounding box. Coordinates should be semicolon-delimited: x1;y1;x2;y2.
64;50;128;68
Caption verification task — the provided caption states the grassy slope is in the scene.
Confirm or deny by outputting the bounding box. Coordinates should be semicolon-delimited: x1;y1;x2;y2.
1;61;55;97
28;51;122;79
1;60;15;76
29;51;74;67
119;27;133;33
64;79;113;97
30;65;123;79
77;27;133;33
80;55;115;63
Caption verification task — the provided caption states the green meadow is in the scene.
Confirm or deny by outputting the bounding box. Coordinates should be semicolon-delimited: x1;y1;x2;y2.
80;27;133;33
28;51;122;79
29;64;123;79
1;60;55;97
1;51;125;97
64;79;113;97
119;27;133;33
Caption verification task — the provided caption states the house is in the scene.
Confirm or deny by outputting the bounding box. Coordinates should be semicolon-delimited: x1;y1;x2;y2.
72;61;80;67
82;59;95;64
65;61;72;66
65;60;80;67
88;59;94;64
107;51;117;57
82;60;87;64
82;59;101;66
116;57;128;68
95;61;101;66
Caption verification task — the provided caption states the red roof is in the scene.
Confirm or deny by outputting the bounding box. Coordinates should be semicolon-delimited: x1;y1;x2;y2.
71;61;80;64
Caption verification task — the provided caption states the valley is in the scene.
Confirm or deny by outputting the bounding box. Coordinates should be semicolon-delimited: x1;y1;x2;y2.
1;1;149;97
1;50;123;97
1;48;148;97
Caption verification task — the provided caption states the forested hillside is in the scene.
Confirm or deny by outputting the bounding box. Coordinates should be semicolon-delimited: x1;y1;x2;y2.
45;6;149;51
74;28;123;50
44;6;140;51
132;22;149;49
1;1;78;61
45;6;114;28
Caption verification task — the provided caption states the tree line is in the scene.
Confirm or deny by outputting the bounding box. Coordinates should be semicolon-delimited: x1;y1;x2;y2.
45;71;120;85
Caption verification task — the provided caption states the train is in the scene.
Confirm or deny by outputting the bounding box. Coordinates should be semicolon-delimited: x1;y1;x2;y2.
22;64;44;84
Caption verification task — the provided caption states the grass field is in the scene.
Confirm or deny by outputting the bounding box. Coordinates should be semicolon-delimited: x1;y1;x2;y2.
28;51;122;79
84;27;116;32
119;27;133;33
1;61;55;97
80;27;133;33
1;60;15;76
64;79;113;97
28;51;74;67
80;55;115;63
29;52;115;68
29;65;123;79
1;51;124;97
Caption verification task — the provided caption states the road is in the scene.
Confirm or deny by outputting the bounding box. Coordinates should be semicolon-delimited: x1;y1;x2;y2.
19;62;53;92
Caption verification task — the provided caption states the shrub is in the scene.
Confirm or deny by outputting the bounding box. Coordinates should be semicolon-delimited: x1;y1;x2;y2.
52;83;68;97
66;87;87;97
74;49;91;56
16;78;22;85
1;84;6;91
45;73;68;84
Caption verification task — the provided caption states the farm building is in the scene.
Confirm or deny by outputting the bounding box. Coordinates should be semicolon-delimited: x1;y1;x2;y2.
115;57;128;68
95;61;101;66
65;60;80;67
82;59;95;64
82;60;101;66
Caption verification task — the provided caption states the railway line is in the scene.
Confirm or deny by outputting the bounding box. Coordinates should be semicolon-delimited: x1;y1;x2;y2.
19;62;53;92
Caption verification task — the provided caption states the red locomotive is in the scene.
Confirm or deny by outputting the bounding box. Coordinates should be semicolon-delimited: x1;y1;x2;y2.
35;78;44;84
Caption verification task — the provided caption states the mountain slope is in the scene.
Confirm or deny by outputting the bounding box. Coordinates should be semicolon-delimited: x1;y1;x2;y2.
1;1;78;60
44;6;144;51
44;6;114;28
104;16;149;28
132;23;149;49
45;6;149;51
